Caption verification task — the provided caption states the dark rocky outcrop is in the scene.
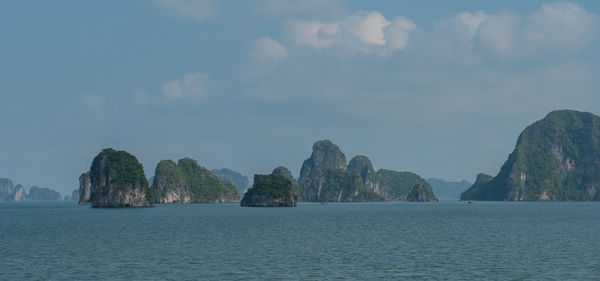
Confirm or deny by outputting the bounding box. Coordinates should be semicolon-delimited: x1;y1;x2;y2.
461;110;600;201
211;168;250;199
89;148;154;208
406;184;439;202
241;173;297;207
460;173;493;201
297;140;435;202
427;178;471;200
78;171;91;205
28;186;61;201
151;158;239;204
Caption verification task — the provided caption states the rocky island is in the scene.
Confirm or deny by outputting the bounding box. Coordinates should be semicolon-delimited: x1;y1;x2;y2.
87;148;154;208
461;110;600;201
297;140;437;202
241;167;298;207
151;158;239;204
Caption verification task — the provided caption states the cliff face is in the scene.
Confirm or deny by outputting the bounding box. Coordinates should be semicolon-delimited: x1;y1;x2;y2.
211;168;250;199
296;140;435;202
241;173;297;207
151;158;239;204
461;110;600;201
406;184;439;202
0;178;15;201
298;140;350;201
89;148;154;208
78;172;91;205
28;186;61;201
347;156;380;194
13;185;27;201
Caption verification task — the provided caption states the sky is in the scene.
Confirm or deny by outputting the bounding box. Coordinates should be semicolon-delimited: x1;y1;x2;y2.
1;0;600;196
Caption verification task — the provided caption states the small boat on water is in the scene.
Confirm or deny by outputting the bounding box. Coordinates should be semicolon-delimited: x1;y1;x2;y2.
467;201;476;204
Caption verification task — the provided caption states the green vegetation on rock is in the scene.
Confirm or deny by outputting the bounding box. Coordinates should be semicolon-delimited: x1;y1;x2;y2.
151;158;239;203
406;184;438;202
461;110;600;201
89;148;153;207
241;173;297;207
297;140;435;202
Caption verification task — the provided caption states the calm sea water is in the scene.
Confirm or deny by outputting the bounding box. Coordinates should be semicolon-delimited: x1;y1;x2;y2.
1;201;599;280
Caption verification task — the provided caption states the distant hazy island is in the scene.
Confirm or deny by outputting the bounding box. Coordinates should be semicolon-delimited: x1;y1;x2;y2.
462;110;600;201
0;177;68;202
211;168;250;199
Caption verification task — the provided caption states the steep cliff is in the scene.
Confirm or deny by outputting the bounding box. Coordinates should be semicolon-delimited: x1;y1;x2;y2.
297;140;383;202
0;178;14;201
297;140;435;202
13;185;27;201
78;171;91;205
89;148;154;208
461;110;600;201
151;158;239;204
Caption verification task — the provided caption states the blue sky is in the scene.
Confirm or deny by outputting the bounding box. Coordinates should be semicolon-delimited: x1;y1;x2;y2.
1;0;599;195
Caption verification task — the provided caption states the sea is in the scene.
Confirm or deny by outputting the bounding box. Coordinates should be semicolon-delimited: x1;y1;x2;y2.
1;201;599;280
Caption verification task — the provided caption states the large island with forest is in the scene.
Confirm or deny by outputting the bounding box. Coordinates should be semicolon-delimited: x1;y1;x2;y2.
461;110;600;201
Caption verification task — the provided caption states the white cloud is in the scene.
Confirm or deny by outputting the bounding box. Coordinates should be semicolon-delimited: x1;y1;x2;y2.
286;10;417;54
162;72;210;100
154;0;217;21
477;12;520;57
287;20;340;49
456;11;487;38
250;37;288;61
385;17;417;51
345;11;389;45
525;2;597;51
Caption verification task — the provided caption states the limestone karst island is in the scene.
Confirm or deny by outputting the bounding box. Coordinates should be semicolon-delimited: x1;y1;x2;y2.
66;109;600;208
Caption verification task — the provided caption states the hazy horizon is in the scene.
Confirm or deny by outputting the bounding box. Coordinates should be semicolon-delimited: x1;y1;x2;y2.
2;0;600;195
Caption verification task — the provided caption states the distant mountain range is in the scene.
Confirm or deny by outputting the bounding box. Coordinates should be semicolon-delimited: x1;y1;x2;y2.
0;177;66;201
426;178;471;200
